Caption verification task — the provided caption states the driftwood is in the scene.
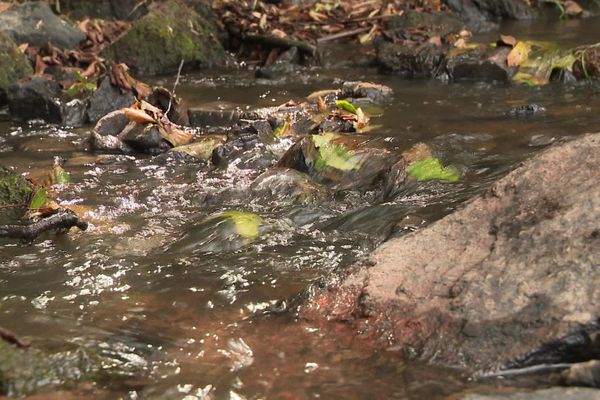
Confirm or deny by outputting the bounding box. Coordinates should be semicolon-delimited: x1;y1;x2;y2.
0;325;31;349
0;209;88;241
244;33;317;56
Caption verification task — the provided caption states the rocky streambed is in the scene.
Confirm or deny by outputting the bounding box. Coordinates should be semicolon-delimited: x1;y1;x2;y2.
0;1;600;399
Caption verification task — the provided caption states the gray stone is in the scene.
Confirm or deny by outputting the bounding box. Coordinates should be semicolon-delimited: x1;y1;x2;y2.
87;77;136;124
0;1;86;49
7;77;62;123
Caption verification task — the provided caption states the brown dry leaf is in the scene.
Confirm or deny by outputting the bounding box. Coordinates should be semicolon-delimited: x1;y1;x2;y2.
0;2;12;12
123;107;157;124
354;107;370;130
158;124;193;147
459;30;471;38
18;43;29;53
34;55;47;76
140;100;163;115
507;41;530;67
316;95;327;113
428;36;442;47
454;38;466;48
565;1;583;16
271;29;288;38
498;34;517;47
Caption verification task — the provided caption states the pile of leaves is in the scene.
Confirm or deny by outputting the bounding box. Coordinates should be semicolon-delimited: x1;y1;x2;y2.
214;0;447;50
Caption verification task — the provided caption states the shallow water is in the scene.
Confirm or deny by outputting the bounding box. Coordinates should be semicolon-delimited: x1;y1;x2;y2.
1;24;600;399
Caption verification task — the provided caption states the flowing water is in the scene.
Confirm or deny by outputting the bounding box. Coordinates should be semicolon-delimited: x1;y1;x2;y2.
1;18;600;400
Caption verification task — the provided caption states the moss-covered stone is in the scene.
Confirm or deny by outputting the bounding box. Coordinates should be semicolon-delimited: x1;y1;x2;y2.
0;165;34;222
103;0;228;75
0;31;32;93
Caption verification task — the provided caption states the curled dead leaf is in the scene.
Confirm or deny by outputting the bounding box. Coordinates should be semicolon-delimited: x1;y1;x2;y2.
507;41;531;67
498;34;517;48
123;107;157;124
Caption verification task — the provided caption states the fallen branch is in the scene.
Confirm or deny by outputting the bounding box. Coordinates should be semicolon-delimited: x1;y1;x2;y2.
244;34;317;56
317;27;371;44
0;325;31;349
0;209;88;241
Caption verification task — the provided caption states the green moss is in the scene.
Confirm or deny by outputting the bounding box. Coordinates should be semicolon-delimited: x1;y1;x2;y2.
0;32;32;90
0;165;34;222
104;0;227;75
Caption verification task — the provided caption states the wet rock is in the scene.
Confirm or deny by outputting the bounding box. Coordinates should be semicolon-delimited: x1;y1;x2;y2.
573;46;600;80
90;109;134;153
278;133;400;191
384;10;463;34
340;81;394;103
59;0;147;21
507;103;546;117
0;1;86;49
256;47;305;81
7;77;62;123
61;98;88;127
103;0;229;75
460;387;600;400
0;341;94;396
299;133;600;371
87;77;136;124
212;132;278;170
446;46;516;82
446;0;533;32
561;359;600;387
121;123;170;155
147;87;189;126
376;41;446;78
250;168;328;205
169;135;227;161
169;211;264;254
0;31;33;98
188;101;247;128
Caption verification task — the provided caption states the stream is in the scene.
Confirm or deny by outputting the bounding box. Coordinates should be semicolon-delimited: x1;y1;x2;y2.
1;17;600;400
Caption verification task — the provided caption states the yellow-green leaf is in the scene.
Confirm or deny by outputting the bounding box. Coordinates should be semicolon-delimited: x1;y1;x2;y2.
335;100;357;114
29;187;48;209
407;157;460;183
215;211;262;240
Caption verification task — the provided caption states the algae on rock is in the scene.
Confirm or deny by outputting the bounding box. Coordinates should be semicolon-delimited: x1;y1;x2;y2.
0;32;32;94
103;0;228;75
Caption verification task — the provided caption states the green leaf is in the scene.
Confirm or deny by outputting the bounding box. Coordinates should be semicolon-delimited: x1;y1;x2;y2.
50;164;71;185
312;133;361;172
29;187;48;209
215;211;262;240
273;119;290;138
335;100;357;114
407;157;460;183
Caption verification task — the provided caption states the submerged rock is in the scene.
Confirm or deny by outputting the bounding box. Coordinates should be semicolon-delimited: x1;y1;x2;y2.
169;211;264;254
103;0;229;75
0;31;33;99
299;133;600;372
278;133;400;191
507;103;546;117
188;101;247;128
7;77;62;123
169;135;227;161
461;387;600;400
446;46;516;82
87;77;136;124
0;1;85;49
250;168;329;205
376;42;446;78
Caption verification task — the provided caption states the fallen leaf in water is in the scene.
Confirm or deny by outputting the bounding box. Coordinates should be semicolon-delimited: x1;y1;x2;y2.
498;34;517;47
565;0;583;16
123;107;157;124
428;36;442;47
507;41;531;67
158;123;193;147
316;96;328;113
407;157;460;183
336;99;357;114
454;38;466;48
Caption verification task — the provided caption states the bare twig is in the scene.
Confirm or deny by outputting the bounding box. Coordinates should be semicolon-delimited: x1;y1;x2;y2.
0;325;31;349
165;59;184;116
317;27;371;44
0;208;88;241
477;363;574;378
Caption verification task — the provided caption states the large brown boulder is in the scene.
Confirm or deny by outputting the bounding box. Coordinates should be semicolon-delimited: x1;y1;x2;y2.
299;133;600;372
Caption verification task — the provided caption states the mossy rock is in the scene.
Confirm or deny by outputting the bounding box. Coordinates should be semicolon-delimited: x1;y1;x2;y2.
0;341;95;396
103;0;228;75
0;165;34;223
0;31;32;92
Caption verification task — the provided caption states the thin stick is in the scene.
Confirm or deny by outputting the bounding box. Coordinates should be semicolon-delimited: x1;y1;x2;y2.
477;363;574;378
0;325;31;349
165;59;184;116
317;27;370;44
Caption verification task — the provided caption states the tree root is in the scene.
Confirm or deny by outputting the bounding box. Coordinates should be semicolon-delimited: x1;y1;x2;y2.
0;208;88;241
